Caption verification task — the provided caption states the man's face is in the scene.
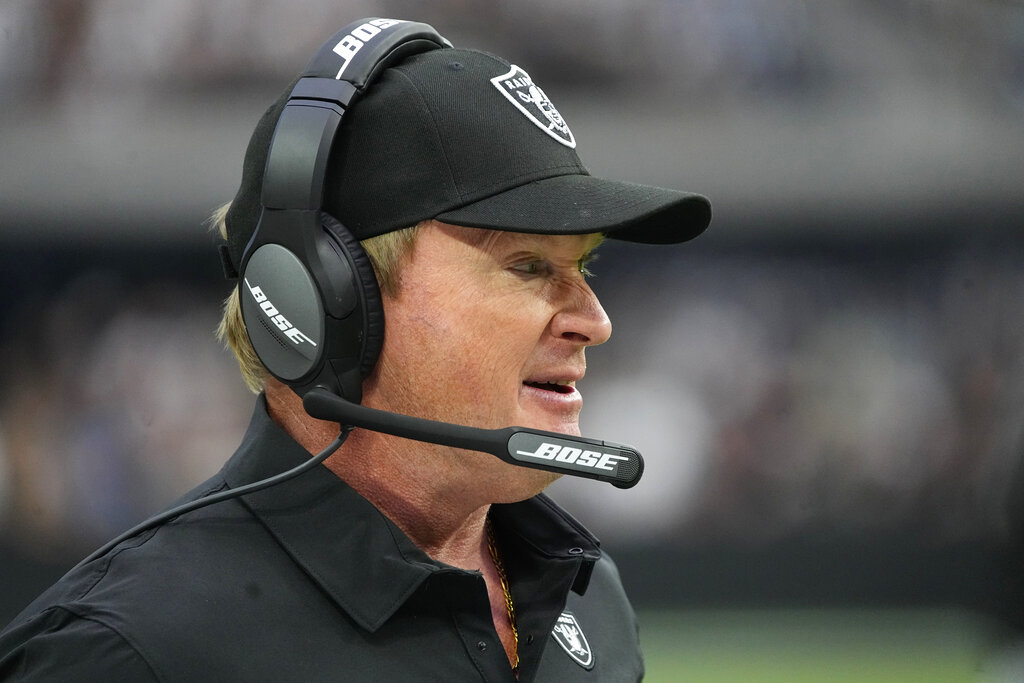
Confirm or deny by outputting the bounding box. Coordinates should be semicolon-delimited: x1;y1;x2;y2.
366;221;611;443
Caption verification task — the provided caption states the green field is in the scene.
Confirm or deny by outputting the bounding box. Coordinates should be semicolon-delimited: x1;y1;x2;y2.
639;608;1021;682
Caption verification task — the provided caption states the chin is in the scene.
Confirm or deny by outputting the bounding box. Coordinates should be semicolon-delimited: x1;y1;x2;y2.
516;413;582;437
492;466;562;504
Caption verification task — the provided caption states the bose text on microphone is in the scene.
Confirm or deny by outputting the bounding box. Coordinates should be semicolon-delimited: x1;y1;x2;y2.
302;388;644;488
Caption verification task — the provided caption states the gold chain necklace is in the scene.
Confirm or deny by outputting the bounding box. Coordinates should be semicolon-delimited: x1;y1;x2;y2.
486;519;519;675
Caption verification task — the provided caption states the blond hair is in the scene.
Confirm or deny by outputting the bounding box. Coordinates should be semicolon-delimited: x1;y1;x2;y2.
209;202;418;393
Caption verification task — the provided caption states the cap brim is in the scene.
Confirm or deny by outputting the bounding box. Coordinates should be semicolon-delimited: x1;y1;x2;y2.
435;174;711;244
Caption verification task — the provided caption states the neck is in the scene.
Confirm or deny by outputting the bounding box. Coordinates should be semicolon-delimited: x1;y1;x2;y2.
265;382;520;671
332;429;520;671
264;381;494;567
327;426;495;567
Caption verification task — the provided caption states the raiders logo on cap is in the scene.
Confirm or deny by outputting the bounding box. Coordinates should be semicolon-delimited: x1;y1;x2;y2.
490;65;576;148
551;611;594;669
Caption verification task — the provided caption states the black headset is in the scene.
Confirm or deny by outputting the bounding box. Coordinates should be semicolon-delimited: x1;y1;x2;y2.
237;18;451;404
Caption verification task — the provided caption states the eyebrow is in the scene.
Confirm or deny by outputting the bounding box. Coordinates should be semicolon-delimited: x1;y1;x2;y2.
500;231;606;253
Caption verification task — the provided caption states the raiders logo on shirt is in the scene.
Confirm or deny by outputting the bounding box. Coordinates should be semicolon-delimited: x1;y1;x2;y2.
551;611;594;669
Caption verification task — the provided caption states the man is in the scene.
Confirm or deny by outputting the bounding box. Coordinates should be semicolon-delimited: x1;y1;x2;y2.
0;18;710;681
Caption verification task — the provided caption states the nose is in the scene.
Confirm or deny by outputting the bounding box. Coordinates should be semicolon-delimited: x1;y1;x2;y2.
550;279;613;347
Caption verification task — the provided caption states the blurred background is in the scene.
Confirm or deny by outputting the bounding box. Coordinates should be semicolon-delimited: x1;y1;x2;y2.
1;1;1022;680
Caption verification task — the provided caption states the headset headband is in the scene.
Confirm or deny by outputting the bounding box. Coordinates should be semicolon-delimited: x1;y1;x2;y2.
244;19;450;260
236;19;449;403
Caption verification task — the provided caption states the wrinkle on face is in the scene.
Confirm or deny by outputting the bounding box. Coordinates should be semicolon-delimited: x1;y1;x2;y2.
368;221;609;428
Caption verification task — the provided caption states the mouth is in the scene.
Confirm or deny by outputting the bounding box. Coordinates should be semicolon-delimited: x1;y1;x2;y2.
522;379;577;395
520;374;585;431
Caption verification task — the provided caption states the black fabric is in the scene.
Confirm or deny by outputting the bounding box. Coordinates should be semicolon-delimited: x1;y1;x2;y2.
222;30;711;275
438;175;714;245
0;397;644;682
323;49;586;240
326;49;710;245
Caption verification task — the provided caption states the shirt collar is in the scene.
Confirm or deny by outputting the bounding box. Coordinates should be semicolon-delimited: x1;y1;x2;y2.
220;396;601;632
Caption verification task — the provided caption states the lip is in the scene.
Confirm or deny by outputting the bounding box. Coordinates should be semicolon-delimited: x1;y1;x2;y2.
521;381;580;398
519;384;583;428
520;370;585;409
522;366;584;389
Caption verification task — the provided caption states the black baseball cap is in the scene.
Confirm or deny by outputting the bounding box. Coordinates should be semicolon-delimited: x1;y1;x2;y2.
223;45;711;271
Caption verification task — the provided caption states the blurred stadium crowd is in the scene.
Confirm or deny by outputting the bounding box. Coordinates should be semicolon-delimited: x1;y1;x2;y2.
1;0;1022;644
3;0;1021;98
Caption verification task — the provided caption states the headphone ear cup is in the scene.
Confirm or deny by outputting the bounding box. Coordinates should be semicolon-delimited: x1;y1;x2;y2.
320;212;385;378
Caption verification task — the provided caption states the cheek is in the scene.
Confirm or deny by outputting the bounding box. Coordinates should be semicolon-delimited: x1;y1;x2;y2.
429;307;526;382
457;292;549;365
382;291;543;390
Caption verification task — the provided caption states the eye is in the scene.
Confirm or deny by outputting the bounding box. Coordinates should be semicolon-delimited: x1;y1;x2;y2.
510;260;548;277
509;253;597;278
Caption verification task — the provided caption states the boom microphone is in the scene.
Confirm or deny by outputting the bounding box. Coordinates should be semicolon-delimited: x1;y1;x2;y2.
302;387;644;488
77;387;641;568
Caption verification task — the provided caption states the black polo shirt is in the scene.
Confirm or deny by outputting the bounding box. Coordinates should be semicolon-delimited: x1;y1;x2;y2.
0;397;644;681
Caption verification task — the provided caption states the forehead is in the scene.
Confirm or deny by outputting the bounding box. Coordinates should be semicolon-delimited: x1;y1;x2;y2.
430;221;604;255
